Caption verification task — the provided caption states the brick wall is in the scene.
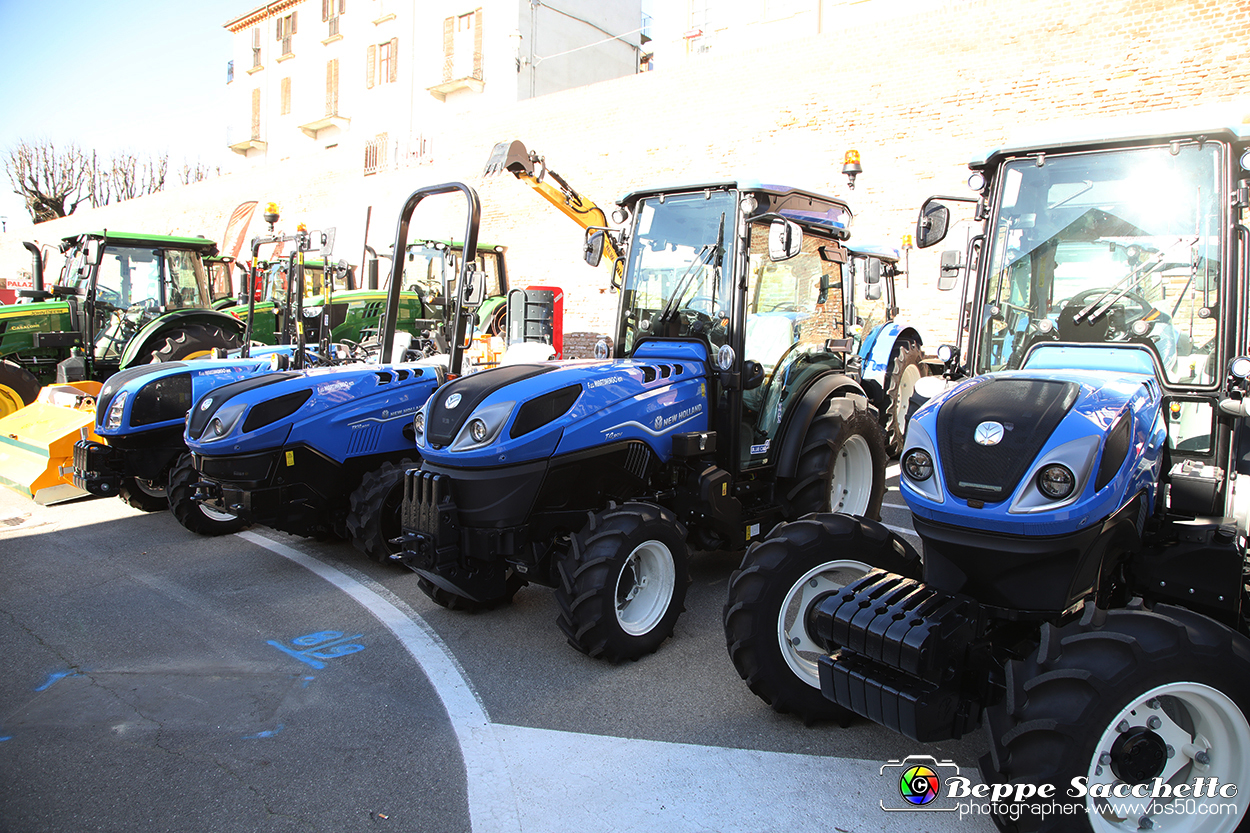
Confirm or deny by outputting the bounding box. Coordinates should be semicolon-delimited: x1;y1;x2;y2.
10;0;1249;351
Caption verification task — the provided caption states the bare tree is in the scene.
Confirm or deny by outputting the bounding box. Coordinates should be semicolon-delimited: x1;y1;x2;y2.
178;160;219;185
3;139;90;223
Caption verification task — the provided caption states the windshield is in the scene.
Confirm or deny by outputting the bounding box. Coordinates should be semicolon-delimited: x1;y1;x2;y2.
617;190;735;354
979;142;1223;385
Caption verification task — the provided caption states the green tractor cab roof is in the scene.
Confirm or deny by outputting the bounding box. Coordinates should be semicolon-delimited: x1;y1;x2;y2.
62;231;220;254
973;107;1250;168
407;238;507;253
616;181;853;239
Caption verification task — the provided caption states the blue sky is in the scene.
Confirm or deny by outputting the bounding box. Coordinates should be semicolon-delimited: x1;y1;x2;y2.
0;0;246;230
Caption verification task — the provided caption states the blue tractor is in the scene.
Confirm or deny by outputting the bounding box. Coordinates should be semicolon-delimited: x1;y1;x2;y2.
181;182;486;558
728;114;1250;830
400;179;891;662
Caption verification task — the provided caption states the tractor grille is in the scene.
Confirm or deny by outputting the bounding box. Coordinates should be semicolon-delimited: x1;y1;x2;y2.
936;377;1078;502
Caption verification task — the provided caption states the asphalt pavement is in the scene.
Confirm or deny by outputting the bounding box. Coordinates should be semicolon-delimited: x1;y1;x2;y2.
0;470;995;833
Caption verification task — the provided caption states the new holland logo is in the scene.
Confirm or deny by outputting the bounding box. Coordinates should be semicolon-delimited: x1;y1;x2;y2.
974;421;1005;446
200;398;214;411
445;393;462;409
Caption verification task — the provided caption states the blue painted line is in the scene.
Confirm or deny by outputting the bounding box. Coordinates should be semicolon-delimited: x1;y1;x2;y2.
0;735;11;742
267;631;364;669
242;723;284;739
35;670;76;692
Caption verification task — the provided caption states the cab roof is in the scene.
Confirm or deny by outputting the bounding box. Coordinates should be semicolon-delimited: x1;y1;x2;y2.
64;231;220;253
617;181;853;239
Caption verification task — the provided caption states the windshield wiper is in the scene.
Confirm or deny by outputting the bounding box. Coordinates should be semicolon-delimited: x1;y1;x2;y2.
657;212;725;325
1074;235;1199;323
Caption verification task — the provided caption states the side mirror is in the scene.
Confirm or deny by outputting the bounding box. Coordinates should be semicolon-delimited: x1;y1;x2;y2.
916;200;950;249
461;265;487;309
320;227;336;260
768;219;803;261
865;282;882;301
742;360;765;391
864;258;882;285
584;230;605;268
817;273;831;305
938;251;962;291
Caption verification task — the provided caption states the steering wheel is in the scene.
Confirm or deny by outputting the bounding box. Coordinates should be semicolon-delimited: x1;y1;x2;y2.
95;286;122;308
128;298;160;314
1057;287;1153;342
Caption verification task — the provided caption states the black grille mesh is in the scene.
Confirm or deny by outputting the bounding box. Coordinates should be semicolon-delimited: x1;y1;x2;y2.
936;378;1078;502
130;373;193;427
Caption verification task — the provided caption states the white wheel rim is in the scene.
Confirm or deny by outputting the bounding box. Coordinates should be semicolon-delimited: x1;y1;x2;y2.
1086;682;1250;832
894;364;922;431
776;559;871;688
199;503;239;523
829;434;874;514
614;540;676;636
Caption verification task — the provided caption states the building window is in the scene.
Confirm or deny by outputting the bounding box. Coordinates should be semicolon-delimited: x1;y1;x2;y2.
251;27;262;68
323;0;345;36
227;60;234;83
277;12;297;56
326;58;339;115
280;77;291;115
364;132;388;175
442;9;483;82
367;38;398;87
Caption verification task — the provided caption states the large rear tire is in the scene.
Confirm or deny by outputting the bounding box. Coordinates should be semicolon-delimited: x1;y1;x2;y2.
167;453;248;536
147;323;241;364
117;475;169;512
0;360;41;418
346;459;417;563
981;603;1250;832
555;502;690;663
780;393;886;520
724;514;921;723
883;339;923;456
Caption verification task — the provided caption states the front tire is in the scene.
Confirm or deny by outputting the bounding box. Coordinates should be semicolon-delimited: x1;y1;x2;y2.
723;514;921;723
117;475;169;511
147;323;241;363
167;453;247;536
555;502;690;663
982;604;1250;832
780;393;886;520
0;360;40;418
346;459;416;563
883;339;923;456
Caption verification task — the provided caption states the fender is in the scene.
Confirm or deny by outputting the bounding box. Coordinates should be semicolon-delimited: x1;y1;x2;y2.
774;372;865;479
120;309;248;368
860;323;923;386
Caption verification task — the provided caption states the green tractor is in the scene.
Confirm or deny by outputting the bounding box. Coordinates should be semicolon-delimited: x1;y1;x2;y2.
0;230;247;417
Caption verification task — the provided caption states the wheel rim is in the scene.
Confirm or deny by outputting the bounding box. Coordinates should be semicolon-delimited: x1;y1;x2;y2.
134;478;167;498
198;502;239;523
776;559;871;688
0;384;26;418
1086;682;1250;832
893;364;922;432
614;540;676;636
828;434;874;514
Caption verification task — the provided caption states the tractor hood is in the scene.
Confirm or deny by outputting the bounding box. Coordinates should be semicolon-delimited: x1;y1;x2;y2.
96;358;276;437
415;340;711;468
185;362;442;462
900;366;1166;536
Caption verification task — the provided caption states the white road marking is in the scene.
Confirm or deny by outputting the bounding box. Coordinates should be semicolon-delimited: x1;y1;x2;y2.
240;531;985;832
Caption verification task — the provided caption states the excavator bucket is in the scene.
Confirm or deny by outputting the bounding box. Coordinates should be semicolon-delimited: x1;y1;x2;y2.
0;382;102;505
484;140;536;177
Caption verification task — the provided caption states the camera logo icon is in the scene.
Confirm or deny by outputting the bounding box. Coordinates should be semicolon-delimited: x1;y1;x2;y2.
880;754;960;812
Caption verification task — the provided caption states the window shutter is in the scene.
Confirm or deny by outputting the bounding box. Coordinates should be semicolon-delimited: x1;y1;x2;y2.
251;88;261;139
276;18;282;41
388;37;398;83
473;8;483;79
252;26;260;48
322;0;329;22
280;77;291;115
366;43;376;88
326;59;339;116
339;0;346;13
291;11;297;34
442;17;454;82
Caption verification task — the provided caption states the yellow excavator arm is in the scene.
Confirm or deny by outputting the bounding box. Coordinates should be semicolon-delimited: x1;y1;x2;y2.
484;140;623;264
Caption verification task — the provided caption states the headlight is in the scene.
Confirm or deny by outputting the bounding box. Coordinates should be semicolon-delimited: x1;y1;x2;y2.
902;448;933;482
199;403;247;442
413;410;425;437
302;305;322;319
1037;464;1075;499
449;400;515;451
105;390;129;430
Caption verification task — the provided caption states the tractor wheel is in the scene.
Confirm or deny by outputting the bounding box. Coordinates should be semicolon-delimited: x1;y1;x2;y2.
167;453;248;536
415;572;527;613
779;393;886;521
883;339;923;456
148;323;241;364
117;475;169;512
555;502;690;663
346;459;417;563
0;360;41;418
981;603;1250;833
723;514;921;724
